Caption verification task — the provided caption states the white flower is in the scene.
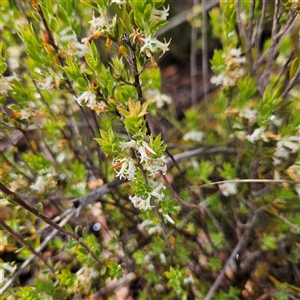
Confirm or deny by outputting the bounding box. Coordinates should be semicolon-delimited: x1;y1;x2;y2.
93;100;108;115
145;156;168;177
219;182;237;196
183;131;204;143
129;194;153;210
0;73;19;96
7;46;22;70
75;91;97;107
159;253;167;264
229;48;242;57
89;14;106;32
119;140;136;149
246;127;268;143
141;36;171;57
129;182;166;210
138;141;156;163
211;48;246;87
111;0;126;5
210;73;236;87
58;27;88;57
163;213;174;224
270;115;283;127
38;76;53;90
113;158;136;180
273;135;300;164
145;90;172;108
239;108;258;125
150;6;169;22
184;274;194;285
282;135;300;152
30;176;47;192
295;184;300;197
150;182;166;201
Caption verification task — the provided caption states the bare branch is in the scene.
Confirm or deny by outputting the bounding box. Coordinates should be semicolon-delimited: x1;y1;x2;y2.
0;218;55;274
157;1;219;37
0;183;103;266
0;208;75;294
91;272;136;300
203;208;264;300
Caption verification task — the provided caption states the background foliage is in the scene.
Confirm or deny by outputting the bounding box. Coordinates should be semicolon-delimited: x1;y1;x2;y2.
1;0;300;299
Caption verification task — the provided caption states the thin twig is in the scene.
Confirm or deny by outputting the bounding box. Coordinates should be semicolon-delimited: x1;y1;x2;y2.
163;174;219;255
91;272;136;299
258;0;280;91
190;1;199;107
0;208;75;294
274;39;300;89
202;0;209;111
166;146;237;169
198;179;298;188
280;63;300;99
157;1;219;37
254;0;267;53
0;218;55;274
0;183;103;266
203;207;264;300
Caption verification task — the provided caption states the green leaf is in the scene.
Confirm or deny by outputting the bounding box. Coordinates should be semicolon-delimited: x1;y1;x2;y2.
82;227;88;240
36;202;43;215
289;57;299;80
64;223;74;233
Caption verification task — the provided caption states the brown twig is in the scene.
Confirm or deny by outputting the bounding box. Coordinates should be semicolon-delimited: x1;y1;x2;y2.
0;208;75;295
198;178;298;188
202;0;209;111
157;1;219;37
0;183;103;266
190;1;200;107
91;272;136;299
203;207;264;300
0;218;55;274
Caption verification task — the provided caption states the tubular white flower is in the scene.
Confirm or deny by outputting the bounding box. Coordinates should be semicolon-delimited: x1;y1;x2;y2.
145;157;167;177
119;140;136;149
246;127;268;143
150;6;169;22
114;159;128;179
75;91;97;107
138;141;156;163
89;15;106;31
183;131;204;143
129;194;153;210
239;108;258;125
127;160;136;180
142;141;156;154
113;158;136;180
37;76;53;90
229;48;242;57
111;0;126;5
163;214;175;224
219;182;237;196
141;36;170;57
150;182;165;201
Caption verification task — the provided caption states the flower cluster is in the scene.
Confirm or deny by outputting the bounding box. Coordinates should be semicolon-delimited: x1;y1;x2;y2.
58;27;88;58
273;135;300;165
211;48;247;87
75;91;107;115
140;36;171;58
112;139;167;181
150;6;169;22
144;89;172;108
111;138;168;210
129;181;166;210
183;131;204;143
